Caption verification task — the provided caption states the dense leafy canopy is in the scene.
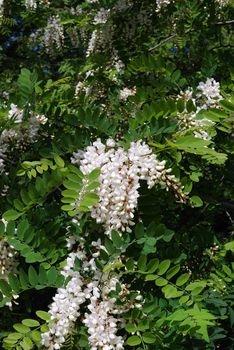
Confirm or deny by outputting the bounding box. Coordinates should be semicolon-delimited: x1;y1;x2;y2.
0;0;234;350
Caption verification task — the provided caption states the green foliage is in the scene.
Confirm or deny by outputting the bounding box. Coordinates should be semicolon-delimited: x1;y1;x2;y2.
0;0;234;349
61;166;100;216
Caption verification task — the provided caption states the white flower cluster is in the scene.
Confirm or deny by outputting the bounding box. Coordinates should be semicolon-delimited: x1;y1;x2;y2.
71;139;186;235
155;0;172;12
83;276;124;350
0;220;19;308
43;16;64;54
178;78;222;140
119;87;136;101
0;104;47;174
25;0;37;10
93;8;110;25
41;251;86;350
42;239;136;350
216;0;230;6
0;143;7;174
86;8;113;57
0;0;4;16
197;78;222;109
0;237;18;280
8;103;24;123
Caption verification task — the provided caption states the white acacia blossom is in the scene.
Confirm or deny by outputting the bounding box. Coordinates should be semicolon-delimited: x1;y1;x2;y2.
42;240;135;350
0;238;18;280
156;0;172;12
216;0;230;6
43;16;64;54
0;0;4;16
41;250;86;350
71;139;186;235
119;87;136;101
0;220;19;308
0;144;7;174
8;103;24;123
0;105;47;174
25;0;37;10
196;78;222;109
178;78;222;140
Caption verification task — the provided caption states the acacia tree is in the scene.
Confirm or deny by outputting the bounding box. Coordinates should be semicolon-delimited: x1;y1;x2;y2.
0;1;234;349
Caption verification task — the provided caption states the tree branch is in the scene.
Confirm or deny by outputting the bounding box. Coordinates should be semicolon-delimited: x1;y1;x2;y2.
148;34;176;52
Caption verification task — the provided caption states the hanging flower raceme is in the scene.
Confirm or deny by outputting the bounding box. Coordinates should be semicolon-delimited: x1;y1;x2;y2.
41;239;139;350
0;220;19;307
0;238;18;281
41;250;86;350
71;139;186;235
43;15;64;54
177;77;222;140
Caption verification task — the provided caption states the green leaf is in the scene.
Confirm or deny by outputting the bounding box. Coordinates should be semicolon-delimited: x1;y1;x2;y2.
162;285;183;298
64;180;81;190
62;189;78;198
179;295;190;305
8;273;20;293
126;258;135;271
3;209;22;221
163;229;174;242
125;323;137;333
111;231;122;248
138;255;147;271
6;333;22;341
30;330;41;342
220;99;234;112
36;310;50;321
222;265;232;276
67;173;82;183
20;336;34;350
155;277;168;286
104;238;115;255
145;274;158;281
6;221;15;235
28;266;38;286
157;260;171;275
186;281;207;292
146;258;159;273
19;268;29;289
54;155;65;168
176;273;190;286
22;319;40;327
87;168;101;180
173;135;211;148
0;280;12;297
142;332;156;344
13;324;30;334
166;265;180;280
80;193;99;207
62;205;76;211
190;195;203;207
47;267;58;284
38;265;47;285
127;335;141;346
135;223;144;239
17;220;29;240
0;221;5;235
86;181;100;190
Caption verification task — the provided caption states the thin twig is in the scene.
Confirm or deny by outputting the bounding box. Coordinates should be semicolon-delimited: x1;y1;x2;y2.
214;19;234;25
148;34;176;52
